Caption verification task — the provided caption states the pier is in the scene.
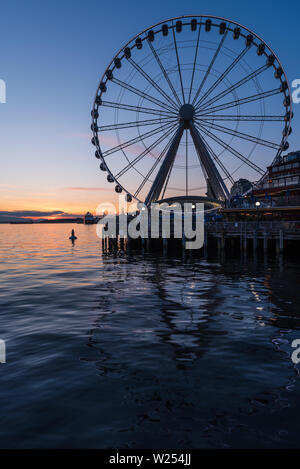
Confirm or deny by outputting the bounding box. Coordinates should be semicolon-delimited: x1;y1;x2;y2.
101;216;300;256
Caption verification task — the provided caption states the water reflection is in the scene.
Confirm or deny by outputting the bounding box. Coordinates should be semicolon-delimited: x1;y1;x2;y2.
149;260;224;364
0;224;300;448
83;250;300;447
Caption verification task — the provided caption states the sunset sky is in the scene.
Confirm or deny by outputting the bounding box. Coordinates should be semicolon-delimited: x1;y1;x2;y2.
1;0;300;221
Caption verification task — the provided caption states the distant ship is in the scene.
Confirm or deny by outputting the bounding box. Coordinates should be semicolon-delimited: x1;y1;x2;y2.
83;212;96;224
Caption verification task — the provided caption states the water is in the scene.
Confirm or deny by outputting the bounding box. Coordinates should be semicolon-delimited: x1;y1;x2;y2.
0;223;300;448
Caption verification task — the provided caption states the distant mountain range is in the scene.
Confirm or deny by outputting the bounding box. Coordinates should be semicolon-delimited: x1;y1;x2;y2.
0;211;84;223
0;218;84;224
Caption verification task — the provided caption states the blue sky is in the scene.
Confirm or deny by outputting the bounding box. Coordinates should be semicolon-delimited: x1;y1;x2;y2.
0;0;299;218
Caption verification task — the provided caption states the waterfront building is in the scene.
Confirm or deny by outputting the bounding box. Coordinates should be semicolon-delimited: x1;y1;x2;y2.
253;151;300;206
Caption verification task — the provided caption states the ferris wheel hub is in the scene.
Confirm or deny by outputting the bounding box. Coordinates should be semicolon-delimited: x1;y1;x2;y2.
179;104;195;121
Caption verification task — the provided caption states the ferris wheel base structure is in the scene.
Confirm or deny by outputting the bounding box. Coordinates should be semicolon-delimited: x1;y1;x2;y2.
144;105;230;207
154;195;223;211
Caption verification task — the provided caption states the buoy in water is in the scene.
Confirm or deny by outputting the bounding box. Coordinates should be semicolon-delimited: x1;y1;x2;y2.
69;229;77;241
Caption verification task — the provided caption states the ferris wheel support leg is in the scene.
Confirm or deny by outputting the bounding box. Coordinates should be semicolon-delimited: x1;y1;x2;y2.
145;123;184;206
189;121;230;202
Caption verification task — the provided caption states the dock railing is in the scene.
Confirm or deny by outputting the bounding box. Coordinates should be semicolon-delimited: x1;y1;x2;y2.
206;220;300;234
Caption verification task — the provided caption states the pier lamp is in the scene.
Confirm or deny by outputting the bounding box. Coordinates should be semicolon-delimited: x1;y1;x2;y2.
255;201;261;208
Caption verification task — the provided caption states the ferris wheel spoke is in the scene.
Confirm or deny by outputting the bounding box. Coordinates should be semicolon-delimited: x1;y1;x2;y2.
199;133;235;184
98;116;178;132
198;88;281;115
102;121;175;157
195;122;265;176
197;119;281;149
127;57;178;111
198;63;270;111
134;134;175;197
115;125;175;179
147;40;182;106
194;45;250;109
198;114;285;122
101;100;176;118
191;29;228;106
188;24;202;104
172;25;185;104
111;77;177;114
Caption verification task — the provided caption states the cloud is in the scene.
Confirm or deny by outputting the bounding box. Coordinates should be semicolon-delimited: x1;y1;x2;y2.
65;132;168;159
0;210;83;222
65;186;111;192
0;210;64;217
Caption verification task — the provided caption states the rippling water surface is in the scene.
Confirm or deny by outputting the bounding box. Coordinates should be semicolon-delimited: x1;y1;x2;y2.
0;223;300;448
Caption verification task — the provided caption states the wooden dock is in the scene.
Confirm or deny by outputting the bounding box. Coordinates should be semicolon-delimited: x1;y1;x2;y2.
101;219;300;256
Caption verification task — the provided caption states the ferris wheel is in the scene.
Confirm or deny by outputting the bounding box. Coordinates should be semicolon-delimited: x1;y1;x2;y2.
91;15;292;205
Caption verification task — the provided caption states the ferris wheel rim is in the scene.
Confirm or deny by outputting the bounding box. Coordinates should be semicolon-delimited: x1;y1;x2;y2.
91;15;293;203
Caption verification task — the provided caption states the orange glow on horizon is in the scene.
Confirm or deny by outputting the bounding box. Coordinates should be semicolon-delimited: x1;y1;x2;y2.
0;188;120;215
0;187;138;218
